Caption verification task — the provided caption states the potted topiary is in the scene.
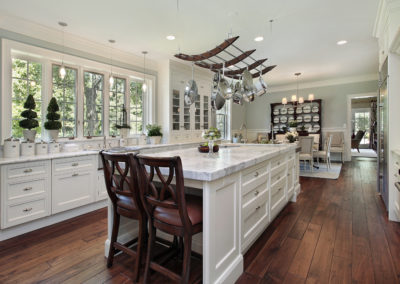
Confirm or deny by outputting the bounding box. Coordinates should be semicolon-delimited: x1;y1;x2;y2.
44;97;62;141
146;124;162;144
298;124;309;136
19;94;39;142
288;121;297;133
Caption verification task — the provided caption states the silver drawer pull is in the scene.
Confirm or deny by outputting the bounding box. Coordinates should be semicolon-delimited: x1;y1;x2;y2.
72;163;79;166
23;208;32;212
23;187;33;191
254;172;259;177
277;161;281;165
254;190;259;196
278;187;282;191
256;206;261;210
72;173;79;177
23;168;33;173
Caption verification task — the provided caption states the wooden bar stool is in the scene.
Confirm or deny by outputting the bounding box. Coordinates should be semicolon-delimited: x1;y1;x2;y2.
137;155;203;284
100;151;147;282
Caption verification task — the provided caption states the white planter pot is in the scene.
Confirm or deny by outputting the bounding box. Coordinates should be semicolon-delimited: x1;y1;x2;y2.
48;129;59;141
35;143;48;155
232;137;240;143
3;140;20;158
21;142;35;157
23;129;36;142
120;128;129;138
148;136;162;145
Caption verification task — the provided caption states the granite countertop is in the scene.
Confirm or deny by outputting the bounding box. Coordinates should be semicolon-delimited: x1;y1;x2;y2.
138;144;297;181
0;150;99;165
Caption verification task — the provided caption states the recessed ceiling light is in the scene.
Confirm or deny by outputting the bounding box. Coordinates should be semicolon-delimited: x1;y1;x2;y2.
166;35;176;41
337;40;347;45
254;36;264;42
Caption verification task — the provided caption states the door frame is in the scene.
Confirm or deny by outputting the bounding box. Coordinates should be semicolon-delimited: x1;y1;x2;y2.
346;92;377;159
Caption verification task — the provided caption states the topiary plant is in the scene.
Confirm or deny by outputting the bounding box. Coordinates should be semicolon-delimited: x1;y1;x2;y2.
44;97;62;130
19;94;39;130
146;124;162;137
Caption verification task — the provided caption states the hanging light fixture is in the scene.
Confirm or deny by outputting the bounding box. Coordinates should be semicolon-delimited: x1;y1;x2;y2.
142;51;148;92
293;72;303;104
58;21;68;79
108;39;115;87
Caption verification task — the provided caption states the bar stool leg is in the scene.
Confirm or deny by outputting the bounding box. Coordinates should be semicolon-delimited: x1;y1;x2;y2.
133;217;146;282
107;210;120;268
143;222;156;284
181;233;192;284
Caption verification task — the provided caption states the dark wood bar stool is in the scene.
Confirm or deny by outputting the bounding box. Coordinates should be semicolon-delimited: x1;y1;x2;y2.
100;151;147;282
137;155;203;284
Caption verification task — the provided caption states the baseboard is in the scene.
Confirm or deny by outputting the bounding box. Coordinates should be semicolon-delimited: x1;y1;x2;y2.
214;254;243;284
0;200;107;241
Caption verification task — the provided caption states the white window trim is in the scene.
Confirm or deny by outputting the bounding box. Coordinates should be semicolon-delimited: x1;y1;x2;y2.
1;39;155;143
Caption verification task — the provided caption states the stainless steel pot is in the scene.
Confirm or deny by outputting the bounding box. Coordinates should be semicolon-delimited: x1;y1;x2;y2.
184;79;198;105
211;87;226;110
232;82;243;105
242;69;253;91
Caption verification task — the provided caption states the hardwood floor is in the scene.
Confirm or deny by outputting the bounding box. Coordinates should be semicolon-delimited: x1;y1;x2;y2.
0;157;399;283
239;157;400;284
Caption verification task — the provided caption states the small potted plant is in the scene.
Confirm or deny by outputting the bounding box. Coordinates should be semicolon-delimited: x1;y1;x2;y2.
285;130;298;143
288;121;297;133
116;105;130;138
232;133;241;143
19;94;39;142
298;124;308;136
146;124;162;144
202;127;221;154
44;97;62;141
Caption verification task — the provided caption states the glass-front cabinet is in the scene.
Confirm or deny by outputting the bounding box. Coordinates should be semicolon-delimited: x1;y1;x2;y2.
170;74;211;132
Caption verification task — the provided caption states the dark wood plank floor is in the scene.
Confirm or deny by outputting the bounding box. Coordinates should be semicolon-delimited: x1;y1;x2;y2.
0;157;399;283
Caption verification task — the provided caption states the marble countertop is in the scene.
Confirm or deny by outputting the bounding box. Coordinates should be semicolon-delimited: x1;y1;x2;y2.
0;150;99;165
138;144;297;181
392;149;400;157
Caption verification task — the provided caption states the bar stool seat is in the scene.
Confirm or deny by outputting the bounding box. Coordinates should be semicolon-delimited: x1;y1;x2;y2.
154;195;202;227
117;195;138;211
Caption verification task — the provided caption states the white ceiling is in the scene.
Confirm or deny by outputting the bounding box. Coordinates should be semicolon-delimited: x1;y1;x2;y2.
0;0;379;86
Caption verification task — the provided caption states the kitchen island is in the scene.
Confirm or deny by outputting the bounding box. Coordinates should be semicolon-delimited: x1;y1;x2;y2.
105;143;300;284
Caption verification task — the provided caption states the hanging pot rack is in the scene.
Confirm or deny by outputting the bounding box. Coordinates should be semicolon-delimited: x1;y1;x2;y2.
174;36;276;79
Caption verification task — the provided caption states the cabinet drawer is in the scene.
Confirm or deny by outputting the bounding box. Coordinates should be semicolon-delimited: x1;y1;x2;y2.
270;163;287;185
53;156;94;174
287;152;295;162
271;177;286;209
288;158;295;169
242;182;268;208
5;198;48;228
243;201;268;240
6;161;48;180
242;162;268;186
287;169;294;191
243;187;268;220
270;195;287;219
52;170;94;214
270;155;285;170
7;179;46;203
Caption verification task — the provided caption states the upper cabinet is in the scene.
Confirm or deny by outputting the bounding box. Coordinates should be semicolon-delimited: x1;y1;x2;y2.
170;67;212;133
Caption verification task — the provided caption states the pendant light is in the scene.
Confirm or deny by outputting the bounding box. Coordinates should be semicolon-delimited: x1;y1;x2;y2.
108;39;115;87
142;51;148;92
58;21;67;79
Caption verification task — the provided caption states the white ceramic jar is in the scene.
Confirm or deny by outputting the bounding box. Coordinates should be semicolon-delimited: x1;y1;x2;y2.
21;142;35;157
3;139;20;158
35;142;48;155
49;142;60;153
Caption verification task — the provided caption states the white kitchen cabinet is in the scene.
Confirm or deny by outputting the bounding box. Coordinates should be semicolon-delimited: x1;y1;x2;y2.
52;156;96;214
1;160;51;228
96;170;108;201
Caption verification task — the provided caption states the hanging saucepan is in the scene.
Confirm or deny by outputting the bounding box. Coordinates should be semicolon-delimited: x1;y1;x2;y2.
212;71;220;88
241;69;253;92
184;79;198;105
253;69;267;97
232;81;243;105
243;88;255;103
211;86;226;110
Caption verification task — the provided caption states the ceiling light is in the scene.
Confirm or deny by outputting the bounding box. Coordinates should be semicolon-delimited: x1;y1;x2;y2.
142;51;148;92
254;36;264;42
58;21;68;79
337;40;347;45
166;35;176;40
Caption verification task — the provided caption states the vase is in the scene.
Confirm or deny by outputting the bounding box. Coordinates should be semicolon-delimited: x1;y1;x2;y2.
208;140;214;156
48;130;59;141
149;136;162;145
23;129;36;142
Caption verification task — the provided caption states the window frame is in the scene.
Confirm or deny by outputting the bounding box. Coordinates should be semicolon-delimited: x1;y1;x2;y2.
108;76;128;137
216;100;232;140
1;39;155;143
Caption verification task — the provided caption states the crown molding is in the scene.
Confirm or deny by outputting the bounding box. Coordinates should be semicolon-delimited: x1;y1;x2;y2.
0;11;158;71
268;73;378;93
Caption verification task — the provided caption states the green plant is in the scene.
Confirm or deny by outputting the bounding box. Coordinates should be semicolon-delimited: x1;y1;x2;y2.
146;124;162;137
300;125;306;131
19;94;39;130
202;127;221;140
44;97;62;130
289;121;297;127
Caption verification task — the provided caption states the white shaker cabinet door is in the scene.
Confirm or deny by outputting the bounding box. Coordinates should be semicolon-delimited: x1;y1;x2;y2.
52;170;95;214
96;171;108;201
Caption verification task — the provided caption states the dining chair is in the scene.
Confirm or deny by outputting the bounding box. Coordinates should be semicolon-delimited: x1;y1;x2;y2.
309;134;320;150
137;155;203;284
327;131;345;163
100;151;147;282
315;135;333;170
299;136;315;172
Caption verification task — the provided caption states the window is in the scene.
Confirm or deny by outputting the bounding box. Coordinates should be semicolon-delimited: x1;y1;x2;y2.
109;77;126;136
52;65;77;137
83;71;104;136
216;101;230;139
11;58;42;138
129;81;143;135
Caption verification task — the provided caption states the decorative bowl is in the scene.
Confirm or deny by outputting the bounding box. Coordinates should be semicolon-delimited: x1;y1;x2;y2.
198;145;219;153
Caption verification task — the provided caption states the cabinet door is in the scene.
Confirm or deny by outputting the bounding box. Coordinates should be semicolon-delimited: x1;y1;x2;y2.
97;171;108;201
203;95;210;129
52;170;95;214
194;95;201;130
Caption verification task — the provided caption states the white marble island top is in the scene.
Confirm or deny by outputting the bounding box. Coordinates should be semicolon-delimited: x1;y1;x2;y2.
139;144;297;181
